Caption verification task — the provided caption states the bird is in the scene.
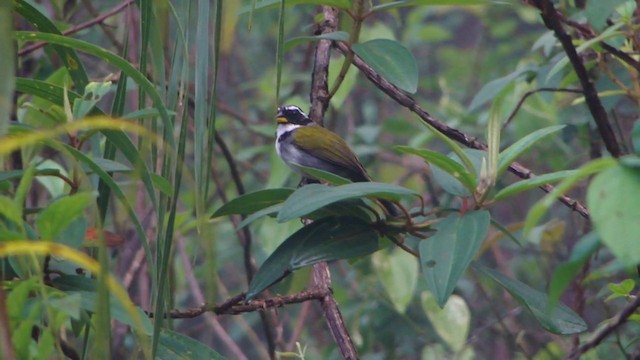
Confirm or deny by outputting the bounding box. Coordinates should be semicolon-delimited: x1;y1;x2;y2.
274;105;398;216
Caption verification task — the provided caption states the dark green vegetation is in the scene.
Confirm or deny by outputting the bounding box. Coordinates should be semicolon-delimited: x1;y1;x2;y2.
1;0;639;359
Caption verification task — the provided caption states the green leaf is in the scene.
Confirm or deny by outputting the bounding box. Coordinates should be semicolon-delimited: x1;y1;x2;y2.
14;0;88;90
587;161;640;266
606;279;636;302
73;81;112;120
632;120;640;155
36;193;94;241
211;188;294;218
157;328;226;360
294;164;352;185
524;157;617;236
494;170;578;201
285;31;349;51
546;23;625;82
0;1;14;138
548;232;600;310
421;292;470;352
584;0;628;30
0;195;24;230
395;146;476;193
430;149;484;197
372;248;418;313
469;66;533;111
372;0;497;12
352;39;418;93
246;216;380;300
277;182;416;222
474;264;587;335
420;211;490;307
497;125;565;177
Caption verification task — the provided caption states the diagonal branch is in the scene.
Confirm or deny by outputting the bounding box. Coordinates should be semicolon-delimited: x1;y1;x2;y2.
334;41;590;220
567;292;640;359
531;0;622;157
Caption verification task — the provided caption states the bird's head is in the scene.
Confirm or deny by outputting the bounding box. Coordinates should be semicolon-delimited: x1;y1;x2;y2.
275;105;313;126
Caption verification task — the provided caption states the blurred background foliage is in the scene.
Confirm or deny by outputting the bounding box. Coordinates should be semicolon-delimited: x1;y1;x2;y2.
1;0;640;359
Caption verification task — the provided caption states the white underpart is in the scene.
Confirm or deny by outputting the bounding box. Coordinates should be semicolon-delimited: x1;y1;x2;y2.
275;123;302;157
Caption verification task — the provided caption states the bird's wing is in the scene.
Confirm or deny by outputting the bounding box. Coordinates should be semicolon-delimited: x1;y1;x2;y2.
293;125;371;182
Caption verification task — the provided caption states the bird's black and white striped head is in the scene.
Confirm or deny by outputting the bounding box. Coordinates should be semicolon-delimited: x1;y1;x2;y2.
275;105;312;126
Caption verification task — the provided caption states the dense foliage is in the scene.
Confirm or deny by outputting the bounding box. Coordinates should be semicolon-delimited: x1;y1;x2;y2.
1;0;639;359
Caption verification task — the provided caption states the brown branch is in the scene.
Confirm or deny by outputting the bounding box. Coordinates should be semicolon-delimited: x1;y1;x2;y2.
566;292;640;359
146;290;330;318
17;0;134;57
307;6;359;360
531;0;622;157
334;41;591;220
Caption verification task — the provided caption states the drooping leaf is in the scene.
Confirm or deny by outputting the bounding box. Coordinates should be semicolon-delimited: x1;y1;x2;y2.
352;39;418;93
587;162;640;266
421;292;471;352
395;146;476;193
474;264;587;334
420;211;490;307
211;188;294;218
277;182;416;222
497;125;565;177
246;216;380;300
429;149;485;197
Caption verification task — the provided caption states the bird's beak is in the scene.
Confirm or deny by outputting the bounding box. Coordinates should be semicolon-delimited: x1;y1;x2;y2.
275;107;287;123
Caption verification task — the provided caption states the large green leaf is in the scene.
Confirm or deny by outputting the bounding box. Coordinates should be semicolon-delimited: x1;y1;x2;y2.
277;182;416;222
396;146;476;193
352;39;418;93
474;264;587;334
156;328;226;360
36;193;94;241
421;292;470;352
497;125;565;177
420;211;490;307
372;248;418;314
210;188;294;218
587;161;640;266
246;216;380;300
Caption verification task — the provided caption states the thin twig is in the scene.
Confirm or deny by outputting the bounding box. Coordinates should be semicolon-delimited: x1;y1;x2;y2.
503;87;583;129
567;293;640;359
146;289;329;318
334;41;591;220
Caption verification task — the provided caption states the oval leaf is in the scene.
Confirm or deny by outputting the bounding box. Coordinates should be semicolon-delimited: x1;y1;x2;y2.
277;182;416;222
352;39;418;93
246;216;380;300
420;210;490;307
372;248;418;313
474;264;587;335
587;163;640;266
36;193;95;241
421;292;470;352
